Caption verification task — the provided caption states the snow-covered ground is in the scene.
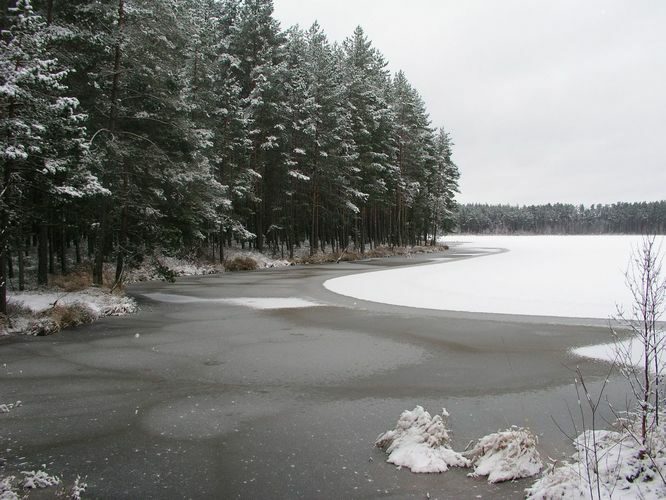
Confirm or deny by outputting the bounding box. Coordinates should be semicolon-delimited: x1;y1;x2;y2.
325;235;661;319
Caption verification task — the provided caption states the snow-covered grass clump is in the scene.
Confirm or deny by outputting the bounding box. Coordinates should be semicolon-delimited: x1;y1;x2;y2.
225;249;291;269
0;475;19;500
464;427;542;483
21;470;61;489
527;418;666;499
375;406;470;473
4;288;137;335
376;406;543;484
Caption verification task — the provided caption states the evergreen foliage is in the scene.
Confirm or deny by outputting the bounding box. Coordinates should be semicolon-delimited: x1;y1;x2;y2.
456;202;666;234
0;0;460;313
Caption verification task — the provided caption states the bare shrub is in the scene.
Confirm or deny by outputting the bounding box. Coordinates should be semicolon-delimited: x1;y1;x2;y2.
613;234;666;445
224;256;258;272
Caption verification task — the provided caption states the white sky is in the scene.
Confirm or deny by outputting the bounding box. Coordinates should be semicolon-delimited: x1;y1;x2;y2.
272;0;666;206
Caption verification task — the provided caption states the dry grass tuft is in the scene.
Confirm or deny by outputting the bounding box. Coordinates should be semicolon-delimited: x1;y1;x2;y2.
50;266;92;292
224;255;258;272
28;302;98;336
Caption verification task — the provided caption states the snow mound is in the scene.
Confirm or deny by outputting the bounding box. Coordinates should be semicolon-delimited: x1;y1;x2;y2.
464;427;542;483
375;406;470;473
527;419;666;499
21;470;60;489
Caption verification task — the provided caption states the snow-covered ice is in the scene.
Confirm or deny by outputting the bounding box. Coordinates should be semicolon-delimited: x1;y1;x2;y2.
465;427;542;483
375;406;470;473
142;293;321;309
325;235;660;319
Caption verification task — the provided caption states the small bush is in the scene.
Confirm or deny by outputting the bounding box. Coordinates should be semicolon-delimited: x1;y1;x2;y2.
28;317;61;336
50;303;98;327
154;260;178;282
28;303;98;335
224;256;258;271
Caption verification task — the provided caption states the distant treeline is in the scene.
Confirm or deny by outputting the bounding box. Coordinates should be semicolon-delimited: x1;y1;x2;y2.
456;202;666;234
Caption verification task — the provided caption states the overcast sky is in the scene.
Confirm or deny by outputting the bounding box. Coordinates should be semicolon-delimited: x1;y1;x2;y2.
272;0;666;206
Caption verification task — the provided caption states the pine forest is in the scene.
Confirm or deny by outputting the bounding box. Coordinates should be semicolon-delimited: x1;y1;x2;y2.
0;0;460;313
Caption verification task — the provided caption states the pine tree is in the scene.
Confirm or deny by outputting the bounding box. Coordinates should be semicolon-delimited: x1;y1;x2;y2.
0;0;103;312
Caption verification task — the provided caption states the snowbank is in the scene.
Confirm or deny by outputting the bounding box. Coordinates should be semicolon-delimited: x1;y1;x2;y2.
465;427;542;483
526;418;666;499
375;406;470;473
325;235;657;319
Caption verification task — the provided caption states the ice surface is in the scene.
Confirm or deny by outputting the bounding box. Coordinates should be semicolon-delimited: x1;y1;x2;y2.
325;235;660;319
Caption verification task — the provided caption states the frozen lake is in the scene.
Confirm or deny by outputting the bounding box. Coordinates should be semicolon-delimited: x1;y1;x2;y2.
325;235;664;319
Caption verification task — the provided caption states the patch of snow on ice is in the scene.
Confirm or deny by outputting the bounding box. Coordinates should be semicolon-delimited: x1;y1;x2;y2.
573;332;666;371
526;419;666;500
325;235;660;319
464;427;542;483
221;297;320;310
0;401;21;414
375;406;470;473
142;293;320;309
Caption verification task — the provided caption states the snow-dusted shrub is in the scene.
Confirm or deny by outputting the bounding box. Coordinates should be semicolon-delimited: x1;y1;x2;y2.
526;415;666;499
100;295;137;316
28;317;61;336
63;476;87;500
224;256;258;272
49;303;99;328
464;427;542;483
375;406;470;473
21;470;60;489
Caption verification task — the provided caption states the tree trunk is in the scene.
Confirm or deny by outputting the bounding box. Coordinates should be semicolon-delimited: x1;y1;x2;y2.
38;223;48;285
0;248;6;315
17;235;24;291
